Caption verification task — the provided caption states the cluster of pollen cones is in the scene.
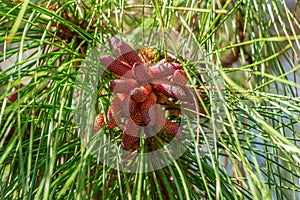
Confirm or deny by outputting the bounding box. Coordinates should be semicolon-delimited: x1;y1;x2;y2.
93;38;205;150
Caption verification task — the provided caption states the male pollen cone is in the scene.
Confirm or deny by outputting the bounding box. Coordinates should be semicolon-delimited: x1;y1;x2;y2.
106;95;123;129
149;61;181;79
148;104;166;132
93;113;105;134
138;47;156;64
129;102;143;125
130;84;152;103
151;80;189;102
100;55;132;77
132;63;151;82
162;119;182;139
109;38;142;66
171;69;188;86
122;95;142;118
140;92;157;125
106;107;117;129
121;119;140;149
110;79;137;93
